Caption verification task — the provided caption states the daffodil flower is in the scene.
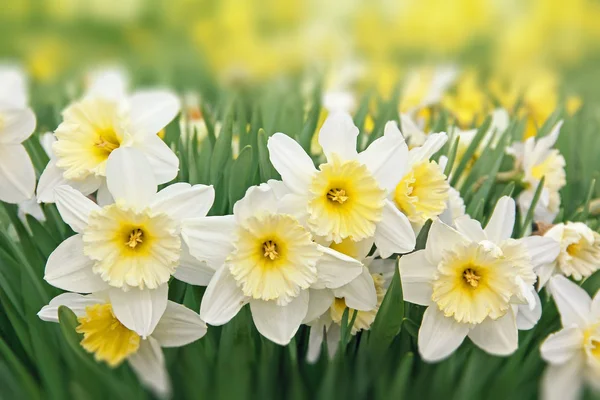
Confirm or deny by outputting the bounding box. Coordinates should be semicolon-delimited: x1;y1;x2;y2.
37;68;181;204
182;183;364;345
540;276;600;400
0;65;36;203
508;121;566;223
400;196;559;361
267;112;416;257
43;147;215;338
535;222;600;288
38;292;206;398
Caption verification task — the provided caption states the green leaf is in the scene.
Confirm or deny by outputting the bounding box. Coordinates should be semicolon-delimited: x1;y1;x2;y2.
228;145;254;206
369;259;404;353
257;129;280;182
450;116;491;187
209;107;234;185
518;177;546;237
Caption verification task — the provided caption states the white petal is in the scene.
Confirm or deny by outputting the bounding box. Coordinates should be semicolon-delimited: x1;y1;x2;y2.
109;284;168;338
325;324;341;359
267;179;291;199
520;235;560;268
96;181;114;206
399;250;436;306
200;266;247;325
44;234;109;293
233;183;279;223
313;245;363;289
307;318;327;363
250;290;308;346
128;90;181;137
426;219;469;265
132;134;179;184
0;108;36;144
418;306;468;362
302;289;335;324
484;196;515;243
128;337;171;398
540;327;584;365
468;311;518;356
173;241;216;286
0;144;35;203
332;267;377;311
454;216;486;242
358;121;409;192
38;293;103;322
106;147;157;208
548;275;591;329
182;215;236;269
374;200;416;258
591;291;600;321
151;183;214;221
151;301;207;347
36;159;101;203
85;66;129;101
541;355;584;400
536;262;557;290
54;185;101;233
515;289;542;330
267;133;316;194
0;65;28;108
408;132;447;165
318;112;358;161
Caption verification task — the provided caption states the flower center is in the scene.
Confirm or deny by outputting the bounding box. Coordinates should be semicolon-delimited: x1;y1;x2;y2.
462;268;481;287
126;228;144;249
76;303;140;367
94;132;120;154
327;188;348;204
263;240;279;260
566;242;581;257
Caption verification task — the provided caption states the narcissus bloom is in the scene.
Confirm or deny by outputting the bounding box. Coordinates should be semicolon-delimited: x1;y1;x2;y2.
0;65;37;203
535;222;600;288
400;197;559;361
267;113;416;257
540;276;600;400
182;183;364;345
44;147;215;338
39;292;206;397
37;68;181;203
508;121;566;223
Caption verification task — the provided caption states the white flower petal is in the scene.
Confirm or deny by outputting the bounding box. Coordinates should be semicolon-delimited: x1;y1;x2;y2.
85;66;129;101
54;185;101;233
313;245;363;289
520;235;561;268
233;183;279;223
426;219;469;265
0;65;28;108
515;289;542;330
536;262;557;290
96;181;114;206
408;132;447;165
173;241;216;286
540;327;584;365
0;144;35;203
591;292;600;321
418;306;468;362
484;196;516;242
36;159;101;203
44;234;109;293
128;337;171;398
250;290;309;346
453;216;486;242
548;275;591;329
307;317;327;363
0;108;36;144
106;147;157;208
541;355;584;400
332;267;377;311
358;121;409;192
318;112;359;161
399;250;436;306
468;310;518;356
374;200;416;258
109;284;168;338
128;90;181;137
200;266;247;325
151;183;214;222
302;289;335;324
38;293;103;322
182;215;236;269
132;134;179;184
267;133;316;194
151;301;207;347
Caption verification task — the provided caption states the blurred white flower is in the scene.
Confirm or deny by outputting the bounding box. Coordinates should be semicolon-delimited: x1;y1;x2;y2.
183;183;364;345
44;147;215;339
39;292;206;398
540;276;600;400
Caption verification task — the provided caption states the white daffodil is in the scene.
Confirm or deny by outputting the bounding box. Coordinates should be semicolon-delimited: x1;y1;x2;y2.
508;121;566;223
182;183;364;345
400;196;560;362
39;292;206;398
0;65;37;203
535;222;600;288
304;237;393;363
43;147;215;339
267;112;416;258
399;113;428;148
400;65;458;114
540;276;600;400
37;68;181;204
385;123;450;230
